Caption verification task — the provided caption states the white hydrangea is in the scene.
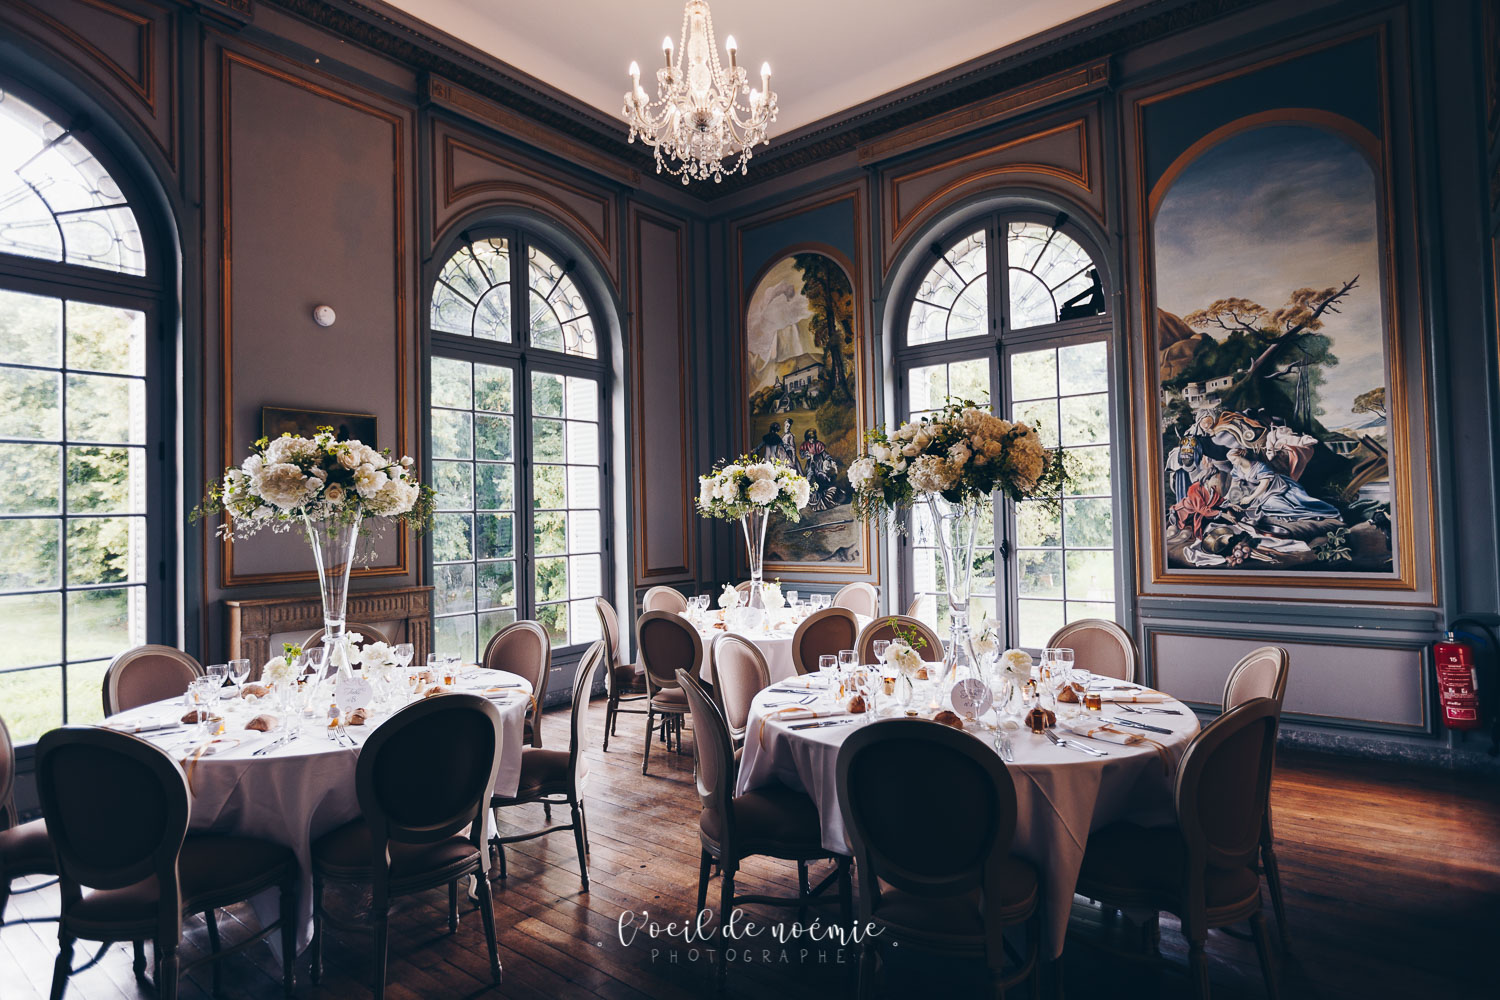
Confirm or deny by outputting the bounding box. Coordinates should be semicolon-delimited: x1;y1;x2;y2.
262;655;296;686
745;463;776;481
909;454;958;493
258;463;316;509
746;478;779;504
719;582;740;609
883;640;923;676
848;456;877;491
1000;648;1034;680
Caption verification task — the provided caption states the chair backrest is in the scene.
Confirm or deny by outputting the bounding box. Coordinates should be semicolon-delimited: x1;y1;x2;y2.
482;620;551;744
837;719;1019;909
636;610;703;693
904;595;929;619
641;586;688;614
791;607;861;675
567;642;605;776
734;581;755;599
594;596;624;672
1175;698;1279;885
1047;619;1139;682
856;615;944;665
356;694;501;859
677;670;736;847
710;633;770;741
833;582;879;617
0;714;16;830
102;644;204;716
1222;646;1290;713
36;727;189;943
302;622;391;652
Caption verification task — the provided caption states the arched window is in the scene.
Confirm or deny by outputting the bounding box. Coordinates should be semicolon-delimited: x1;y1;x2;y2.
0;86;168;742
428;229;610;661
896;213;1115;649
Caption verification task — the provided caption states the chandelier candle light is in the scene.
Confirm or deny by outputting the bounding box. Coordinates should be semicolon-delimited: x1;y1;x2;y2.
622;1;777;183
849;400;1067;707
697;456;810;630
194;428;435;658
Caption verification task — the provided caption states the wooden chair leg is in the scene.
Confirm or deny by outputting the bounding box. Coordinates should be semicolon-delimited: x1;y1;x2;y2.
496;838;508;880
578;800;591;857
202;909;222;996
857;940;876;1000
544;801;552;822
797;860;810;922
602;697;615;751
132;940;148;980
157;945;179;1000
49;931;75;1000
642;706;656;775
0;880;9;924
1262;843;1290;949
309;875;325;985
1187;936;1210;1000
279;876;297;997
448;880;459;933
1251;912;1279;1000
696;849;712;916
475;871;503;984
371;906;390;1000
837;858;853;926
719;867;736;989
571;801;590;891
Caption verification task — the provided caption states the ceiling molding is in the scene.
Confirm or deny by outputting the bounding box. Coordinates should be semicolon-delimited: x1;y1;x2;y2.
257;0;1268;201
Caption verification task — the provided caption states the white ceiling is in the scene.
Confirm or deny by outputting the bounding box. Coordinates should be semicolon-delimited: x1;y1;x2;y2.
389;0;1117;135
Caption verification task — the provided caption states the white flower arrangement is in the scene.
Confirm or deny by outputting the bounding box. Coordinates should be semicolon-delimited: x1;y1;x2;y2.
760;580;784;610
719;583;741;610
972;617;1003;659
327;632;364;672
361;641;395;683
999;648;1034;681
882;640;924;678
696;455;810;522
850;399;1066;521
262;655;296;686
194;428;435;540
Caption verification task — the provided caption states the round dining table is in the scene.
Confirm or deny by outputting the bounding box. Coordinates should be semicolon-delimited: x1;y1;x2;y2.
687;610;872;684
101;669;533;952
736;674;1199;960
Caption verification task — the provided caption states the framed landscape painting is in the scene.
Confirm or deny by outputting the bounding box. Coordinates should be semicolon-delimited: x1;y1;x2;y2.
261;405;376;446
744;249;867;572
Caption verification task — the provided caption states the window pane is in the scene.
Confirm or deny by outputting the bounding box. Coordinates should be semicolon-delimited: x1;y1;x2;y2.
535;557;568;603
533;511;566;556
1;592;61;668
67;302;146;376
1010;350;1057;402
531;372;564;416
0;367;60;439
65;586;143;662
433;460;472;511
431;238;509;340
433;513;473;563
476;513;513;560
0;287;62;367
431;409;472;460
435;562;475;617
477;609;516;654
430;357;471;409
1059;341;1108;394
476;561;515;611
1066;550;1115;603
68;445;144;513
532;418;564;462
435;614;477;663
528;245;597;358
533;465;565;509
1017;599;1066;650
0;667;62;743
1063;498;1112;548
907;230;987;345
66;516;144;585
474;364;512;413
0;443;60;512
475;463;513;510
1060;393;1109;447
66;373;144;444
1017;549;1063;598
65;659;109;726
0;518;59;589
535;602;568;645
565;376;598;421
474;414;512;462
1007;222;1098;330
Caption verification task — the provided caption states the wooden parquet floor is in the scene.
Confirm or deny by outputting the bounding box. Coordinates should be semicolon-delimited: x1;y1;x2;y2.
2;702;1497;999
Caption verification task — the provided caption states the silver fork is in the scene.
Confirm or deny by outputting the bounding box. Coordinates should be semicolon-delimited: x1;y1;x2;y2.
1044;728;1107;756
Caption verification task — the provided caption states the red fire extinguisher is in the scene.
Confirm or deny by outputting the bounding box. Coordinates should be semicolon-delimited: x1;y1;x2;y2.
1434;632;1482;730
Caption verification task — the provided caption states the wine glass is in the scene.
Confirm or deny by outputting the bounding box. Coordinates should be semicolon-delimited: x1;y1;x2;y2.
227;658;251;696
205;662;229;695
392;643;414;692
872;639;890;665
818;654;837;676
838;648;858;672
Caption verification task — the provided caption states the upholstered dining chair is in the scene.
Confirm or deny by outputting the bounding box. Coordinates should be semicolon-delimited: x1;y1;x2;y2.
855;614;944;667
1;713;55;926
310;694;504;999
709;633;771;755
904;594;930;620
832;581;879;617
300;622;391;652
790;607;860;675
678;670;851;988
594;597;649;752
482;620;551;750
491;641;602;890
635;610;703;774
1046;618;1140;682
835;718;1040;999
101;645;203;717
1076;698;1282;1000
36;726;297;1000
641;585;689;613
1223;645;1291;948
734;580;756;600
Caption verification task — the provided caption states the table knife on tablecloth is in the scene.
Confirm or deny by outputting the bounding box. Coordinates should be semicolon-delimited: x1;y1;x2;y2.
1108;716;1172;735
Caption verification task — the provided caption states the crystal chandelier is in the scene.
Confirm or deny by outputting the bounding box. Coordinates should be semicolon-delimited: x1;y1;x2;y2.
621;1;778;184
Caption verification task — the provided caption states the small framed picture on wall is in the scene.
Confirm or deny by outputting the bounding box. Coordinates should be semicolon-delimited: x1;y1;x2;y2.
261;405;377;445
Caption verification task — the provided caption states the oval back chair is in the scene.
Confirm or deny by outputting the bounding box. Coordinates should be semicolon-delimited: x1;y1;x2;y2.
102;645;204;717
1222;646;1290;713
709;633;771;747
482;620;551;747
594;597;647;751
832;582;878;618
856;615;944;666
790;608;860;675
635;610;704;773
641;586;688;613
1046;619;1140;682
300;623;391;654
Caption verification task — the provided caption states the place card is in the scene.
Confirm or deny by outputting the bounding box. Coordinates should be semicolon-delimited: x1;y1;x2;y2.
950;678;993;718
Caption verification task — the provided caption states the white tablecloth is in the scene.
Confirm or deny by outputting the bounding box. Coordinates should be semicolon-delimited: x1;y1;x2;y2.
736;678;1198;959
690;612;872;684
104;671;532;951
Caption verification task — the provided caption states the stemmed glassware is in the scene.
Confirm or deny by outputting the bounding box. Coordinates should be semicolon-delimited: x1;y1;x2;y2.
227;658;251;697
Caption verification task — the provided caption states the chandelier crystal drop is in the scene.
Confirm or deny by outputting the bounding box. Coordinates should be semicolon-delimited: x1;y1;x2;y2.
621;0;778;184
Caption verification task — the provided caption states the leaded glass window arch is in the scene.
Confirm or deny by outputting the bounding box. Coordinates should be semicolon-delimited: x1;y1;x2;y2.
895;212;1117;649
427;228;611;662
0;85;169;743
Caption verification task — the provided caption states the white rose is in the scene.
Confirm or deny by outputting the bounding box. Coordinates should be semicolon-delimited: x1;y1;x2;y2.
400;456;414;468
698;477;717;507
746;478;779;505
848;457;876;491
973;634;998;658
760;582;783;609
241;453;265;484
745;463;776;482
262;655;295;685
354;464;388;499
883;641;923;676
1001;648;1033;679
337;448;361;469
719;583;740;609
792;477;811;508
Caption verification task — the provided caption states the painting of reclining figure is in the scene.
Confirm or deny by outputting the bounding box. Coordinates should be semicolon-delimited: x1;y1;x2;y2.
1153;122;1394;574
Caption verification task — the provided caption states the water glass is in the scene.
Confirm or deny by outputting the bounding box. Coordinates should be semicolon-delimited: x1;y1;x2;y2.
227;658;251;693
205;662;229;694
838;648;858;672
818;654;837;675
392;643;414;670
872;639;891;664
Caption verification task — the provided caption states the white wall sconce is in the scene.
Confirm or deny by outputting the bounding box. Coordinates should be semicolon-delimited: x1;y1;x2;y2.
312;304;336;327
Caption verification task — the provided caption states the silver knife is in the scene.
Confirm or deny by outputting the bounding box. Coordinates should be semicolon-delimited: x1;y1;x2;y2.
788;718;857;730
1108;717;1172;735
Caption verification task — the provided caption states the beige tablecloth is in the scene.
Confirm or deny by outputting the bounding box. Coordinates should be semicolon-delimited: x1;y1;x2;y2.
690;611;872;684
736;679;1198;959
105;671;532;952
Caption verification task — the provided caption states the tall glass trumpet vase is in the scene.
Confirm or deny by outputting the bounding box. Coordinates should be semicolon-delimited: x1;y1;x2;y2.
925;495;981;709
303;512;362;653
739;509;769;630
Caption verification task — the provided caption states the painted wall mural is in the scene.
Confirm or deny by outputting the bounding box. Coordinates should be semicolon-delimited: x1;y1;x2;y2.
1152;122;1394;575
745;251;864;569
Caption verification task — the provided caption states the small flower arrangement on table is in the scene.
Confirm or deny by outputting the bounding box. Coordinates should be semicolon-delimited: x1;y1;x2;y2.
696;456;810;623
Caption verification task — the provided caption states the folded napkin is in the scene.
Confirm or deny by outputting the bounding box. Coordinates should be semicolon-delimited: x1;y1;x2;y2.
770;676;831;691
756;702;848;746
105;720;182;735
1065;722;1171;772
1098;691;1167;703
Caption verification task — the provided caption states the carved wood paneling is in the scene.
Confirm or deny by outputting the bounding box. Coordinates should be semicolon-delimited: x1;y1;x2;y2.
432;121;620;288
2;0;178;167
881;108;1104;276
628;203;693;584
226;586;435;668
